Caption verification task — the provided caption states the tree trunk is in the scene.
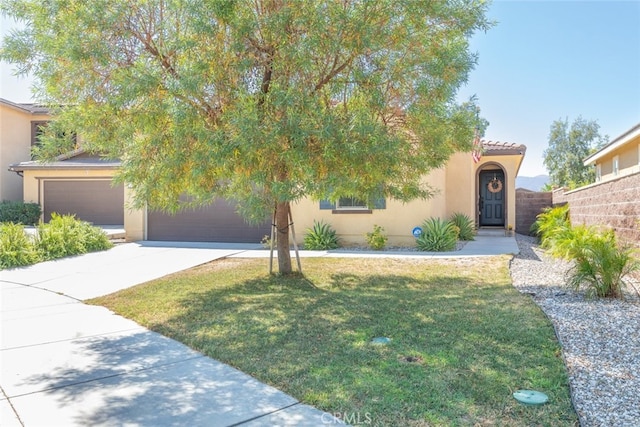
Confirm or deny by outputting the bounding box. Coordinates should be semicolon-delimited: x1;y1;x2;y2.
275;201;292;274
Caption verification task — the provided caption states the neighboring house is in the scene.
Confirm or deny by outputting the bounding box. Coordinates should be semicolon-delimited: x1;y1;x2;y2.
6;98;526;245
552;122;640;245
583;122;640;183
0;98;51;201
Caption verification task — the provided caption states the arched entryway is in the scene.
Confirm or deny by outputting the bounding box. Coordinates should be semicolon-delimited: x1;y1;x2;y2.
478;167;506;227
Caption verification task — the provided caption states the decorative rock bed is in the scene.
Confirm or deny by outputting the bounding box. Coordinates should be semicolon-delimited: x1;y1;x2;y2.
510;234;640;426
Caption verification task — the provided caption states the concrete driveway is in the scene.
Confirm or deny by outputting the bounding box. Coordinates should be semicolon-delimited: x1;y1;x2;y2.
1;242;343;426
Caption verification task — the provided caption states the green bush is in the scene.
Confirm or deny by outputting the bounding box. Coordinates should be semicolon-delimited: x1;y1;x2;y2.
535;208;639;299
303;220;340;250
0;222;41;269
531;205;570;248
365;224;387;250
449;212;475;241
35;213;113;260
416;218;458;252
0;201;41;225
565;230;639;298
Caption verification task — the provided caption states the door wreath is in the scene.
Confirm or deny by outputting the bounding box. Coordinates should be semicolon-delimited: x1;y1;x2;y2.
488;177;503;193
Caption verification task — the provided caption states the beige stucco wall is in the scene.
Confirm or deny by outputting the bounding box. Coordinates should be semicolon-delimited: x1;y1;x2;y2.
124;186;146;241
0;103;51;201
595;140;640;183
445;152;475;218
292;169;448;247
292;150;523;247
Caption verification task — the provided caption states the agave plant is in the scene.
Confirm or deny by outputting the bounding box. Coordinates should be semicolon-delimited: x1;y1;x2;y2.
303;220;340;250
449;212;475;241
416;218;458;252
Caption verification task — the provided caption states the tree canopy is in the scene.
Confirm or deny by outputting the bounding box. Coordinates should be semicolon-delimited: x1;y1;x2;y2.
1;0;491;273
543;117;607;189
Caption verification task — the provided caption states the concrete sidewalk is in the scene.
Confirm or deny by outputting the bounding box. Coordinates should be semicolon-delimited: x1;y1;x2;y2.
1;235;518;426
1;242;344;426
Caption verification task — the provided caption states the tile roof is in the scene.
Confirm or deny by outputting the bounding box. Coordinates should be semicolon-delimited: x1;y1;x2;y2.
481;140;526;156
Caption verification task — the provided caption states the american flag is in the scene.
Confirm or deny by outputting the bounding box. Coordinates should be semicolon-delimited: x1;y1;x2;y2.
471;129;482;163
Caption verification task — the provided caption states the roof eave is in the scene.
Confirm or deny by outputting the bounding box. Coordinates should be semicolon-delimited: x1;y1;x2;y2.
584;122;640;166
9;161;121;172
0;98;51;115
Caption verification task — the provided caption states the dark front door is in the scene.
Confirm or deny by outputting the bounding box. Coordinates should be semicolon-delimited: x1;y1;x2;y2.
479;171;505;226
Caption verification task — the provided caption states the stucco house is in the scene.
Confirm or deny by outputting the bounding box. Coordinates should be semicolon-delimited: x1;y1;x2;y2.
583;122;640;183
0;98;51;201
6;98;526;245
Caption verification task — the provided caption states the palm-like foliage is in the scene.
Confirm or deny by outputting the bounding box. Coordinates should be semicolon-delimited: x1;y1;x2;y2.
532;205;570;248
567;232;640;298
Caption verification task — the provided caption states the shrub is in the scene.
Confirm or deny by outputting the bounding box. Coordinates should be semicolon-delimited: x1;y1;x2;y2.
35;213;113;260
365;225;387;250
546;224;597;261
565;230;640;298
532;205;570;248
0;222;41;269
0;201;41;225
416;218;458;252
449;212;475;241
303;220;340;250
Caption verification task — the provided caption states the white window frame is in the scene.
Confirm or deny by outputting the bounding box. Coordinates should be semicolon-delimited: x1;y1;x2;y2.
613;155;619;176
336;196;368;210
596;164;602;182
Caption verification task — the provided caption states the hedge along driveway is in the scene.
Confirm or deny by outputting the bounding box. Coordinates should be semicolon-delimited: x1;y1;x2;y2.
0;215;113;270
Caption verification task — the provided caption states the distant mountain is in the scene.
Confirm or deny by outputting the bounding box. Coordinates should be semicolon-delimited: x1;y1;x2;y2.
516;174;549;192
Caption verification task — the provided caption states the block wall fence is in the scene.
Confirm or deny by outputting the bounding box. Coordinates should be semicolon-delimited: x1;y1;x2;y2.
552;172;640;246
515;189;552;235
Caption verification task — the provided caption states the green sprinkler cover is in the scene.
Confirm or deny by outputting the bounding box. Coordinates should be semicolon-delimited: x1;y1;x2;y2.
513;390;549;406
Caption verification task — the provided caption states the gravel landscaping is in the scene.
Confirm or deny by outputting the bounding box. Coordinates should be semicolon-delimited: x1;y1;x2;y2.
510;234;640;427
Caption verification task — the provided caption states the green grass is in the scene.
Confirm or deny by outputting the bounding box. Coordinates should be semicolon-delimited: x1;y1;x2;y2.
89;257;577;426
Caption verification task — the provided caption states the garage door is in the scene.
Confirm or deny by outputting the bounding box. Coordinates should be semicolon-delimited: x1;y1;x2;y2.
44;180;125;225
147;199;271;243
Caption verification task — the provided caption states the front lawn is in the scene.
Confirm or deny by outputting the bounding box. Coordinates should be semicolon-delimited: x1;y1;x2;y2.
89;256;577;426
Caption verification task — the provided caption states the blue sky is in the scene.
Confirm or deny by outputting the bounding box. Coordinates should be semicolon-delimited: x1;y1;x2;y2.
2;1;639;177
457;0;640;176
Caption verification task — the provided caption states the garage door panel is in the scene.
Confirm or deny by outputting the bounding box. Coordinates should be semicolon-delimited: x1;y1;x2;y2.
44;181;124;225
147;199;270;243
